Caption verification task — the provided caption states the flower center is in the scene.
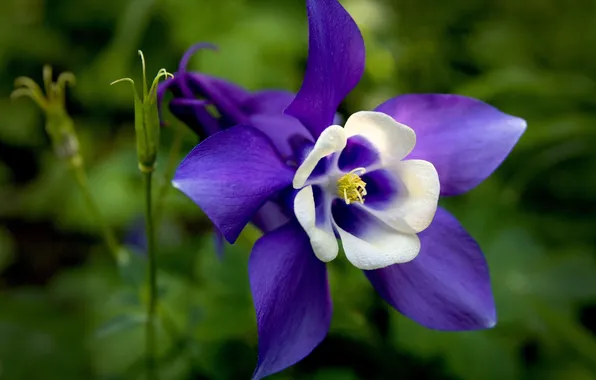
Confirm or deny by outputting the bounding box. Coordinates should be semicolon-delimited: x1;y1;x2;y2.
337;168;367;205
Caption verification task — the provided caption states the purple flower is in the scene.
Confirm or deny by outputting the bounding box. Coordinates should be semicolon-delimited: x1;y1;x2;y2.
172;0;526;378
158;42;297;140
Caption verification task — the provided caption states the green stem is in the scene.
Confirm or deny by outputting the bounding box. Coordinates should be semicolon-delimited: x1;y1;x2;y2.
69;155;125;263
143;170;158;380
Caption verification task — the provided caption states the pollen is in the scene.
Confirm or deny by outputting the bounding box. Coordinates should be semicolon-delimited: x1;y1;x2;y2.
337;168;367;205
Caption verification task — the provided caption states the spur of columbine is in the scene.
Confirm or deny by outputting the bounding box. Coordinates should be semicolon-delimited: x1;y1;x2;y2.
171;0;526;378
157;42;298;139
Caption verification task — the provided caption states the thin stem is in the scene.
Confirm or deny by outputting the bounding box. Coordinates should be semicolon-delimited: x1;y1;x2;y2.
69;155;124;263
143;170;158;380
155;128;184;223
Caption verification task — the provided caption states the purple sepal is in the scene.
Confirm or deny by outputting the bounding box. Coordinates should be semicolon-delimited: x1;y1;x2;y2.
365;207;497;331
376;94;526;196
250;222;331;379
285;0;365;138
173;126;294;243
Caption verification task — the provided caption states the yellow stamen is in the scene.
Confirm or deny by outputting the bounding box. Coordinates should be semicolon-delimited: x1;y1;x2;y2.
337;168;367;205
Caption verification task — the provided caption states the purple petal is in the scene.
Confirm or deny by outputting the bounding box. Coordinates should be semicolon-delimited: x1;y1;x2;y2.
183;73;250;126
242;90;296;114
285;0;365;138
312;185;329;226
173;42;250;111
250;222;331;380
165;71;250;130
177;42;218;73
158;43;219;126
191;73;250;111
169;98;220;137
375;94;526;196
291;141;334;183
173;126;294;243
360;169;399;209
365;207;496;331
248;113;313;161
332;199;384;236
337;135;380;172
304;146;334;183
252;201;291;234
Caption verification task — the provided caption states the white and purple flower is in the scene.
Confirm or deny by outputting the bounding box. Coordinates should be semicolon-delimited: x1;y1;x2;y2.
172;0;526;378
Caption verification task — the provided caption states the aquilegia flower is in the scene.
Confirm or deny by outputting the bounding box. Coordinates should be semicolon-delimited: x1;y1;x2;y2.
172;0;526;378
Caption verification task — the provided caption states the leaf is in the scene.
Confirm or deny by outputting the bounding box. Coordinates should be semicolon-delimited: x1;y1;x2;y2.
0;227;15;272
193;239;255;342
0;290;88;380
327;257;376;341
311;368;360;380
531;299;596;372
0;99;44;146
95;313;147;339
391;315;521;380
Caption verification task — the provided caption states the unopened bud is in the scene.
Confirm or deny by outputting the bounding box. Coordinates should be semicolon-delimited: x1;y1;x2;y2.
12;66;80;162
111;51;173;172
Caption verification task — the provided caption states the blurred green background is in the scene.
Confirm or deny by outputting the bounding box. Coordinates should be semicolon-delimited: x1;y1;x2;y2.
1;0;596;379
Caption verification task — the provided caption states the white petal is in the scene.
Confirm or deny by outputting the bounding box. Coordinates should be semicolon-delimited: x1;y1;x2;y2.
293;125;347;189
336;219;420;270
294;186;338;262
343;111;416;165
366;160;440;234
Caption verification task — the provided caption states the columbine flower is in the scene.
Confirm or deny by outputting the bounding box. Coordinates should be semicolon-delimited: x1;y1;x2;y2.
173;0;526;378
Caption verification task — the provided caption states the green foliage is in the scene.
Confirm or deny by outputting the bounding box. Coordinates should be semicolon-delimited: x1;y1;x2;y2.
0;0;595;379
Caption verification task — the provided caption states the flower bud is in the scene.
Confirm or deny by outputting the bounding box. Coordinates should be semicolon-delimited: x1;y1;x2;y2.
12;66;80;164
112;51;173;172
